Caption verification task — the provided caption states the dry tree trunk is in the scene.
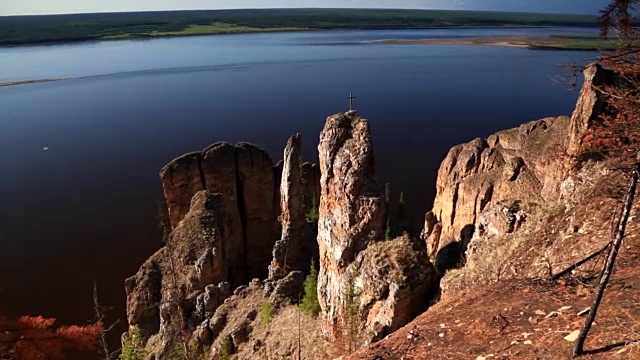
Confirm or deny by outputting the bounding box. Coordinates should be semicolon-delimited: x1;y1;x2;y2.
572;154;640;357
93;281;119;360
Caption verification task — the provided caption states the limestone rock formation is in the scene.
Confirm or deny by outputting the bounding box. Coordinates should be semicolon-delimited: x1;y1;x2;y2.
269;134;308;279
129;137;324;357
353;235;438;340
160;142;278;284
159;152;205;229
235;143;279;281
125;191;233;356
317;111;436;342
422;116;571;259
422;65;622;266
567;63;620;159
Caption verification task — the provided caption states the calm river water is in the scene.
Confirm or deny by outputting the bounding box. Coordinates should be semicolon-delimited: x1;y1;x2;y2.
0;28;597;345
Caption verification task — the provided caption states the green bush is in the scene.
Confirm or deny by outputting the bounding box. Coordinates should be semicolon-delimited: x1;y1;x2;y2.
119;326;147;360
300;258;321;317
260;300;274;325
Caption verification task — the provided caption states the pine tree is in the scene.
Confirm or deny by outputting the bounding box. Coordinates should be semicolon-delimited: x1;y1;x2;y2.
300;258;321;317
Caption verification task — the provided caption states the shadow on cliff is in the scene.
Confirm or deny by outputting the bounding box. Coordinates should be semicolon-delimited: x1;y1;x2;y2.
434;224;475;275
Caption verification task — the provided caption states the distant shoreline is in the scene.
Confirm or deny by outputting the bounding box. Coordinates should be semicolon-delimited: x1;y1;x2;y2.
0;9;601;47
374;35;617;51
0;78;70;87
2;26;574;48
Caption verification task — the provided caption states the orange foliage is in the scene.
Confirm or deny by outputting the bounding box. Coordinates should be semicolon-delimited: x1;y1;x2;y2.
0;314;101;360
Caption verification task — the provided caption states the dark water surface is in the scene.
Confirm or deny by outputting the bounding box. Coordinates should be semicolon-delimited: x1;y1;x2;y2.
0;28;596;346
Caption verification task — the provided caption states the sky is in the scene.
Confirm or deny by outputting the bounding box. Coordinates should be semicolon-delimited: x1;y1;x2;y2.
0;0;611;16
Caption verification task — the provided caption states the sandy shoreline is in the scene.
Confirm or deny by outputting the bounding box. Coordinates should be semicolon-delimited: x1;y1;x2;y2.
372;35;579;49
0;78;70;87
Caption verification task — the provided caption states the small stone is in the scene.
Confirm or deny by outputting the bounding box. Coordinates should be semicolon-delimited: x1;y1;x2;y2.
523;340;533;345
564;330;581;342
439;333;445;338
534;310;546;316
558;306;572;312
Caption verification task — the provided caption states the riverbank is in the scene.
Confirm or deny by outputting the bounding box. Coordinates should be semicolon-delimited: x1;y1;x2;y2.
375;35;620;51
0;9;600;46
0;78;69;87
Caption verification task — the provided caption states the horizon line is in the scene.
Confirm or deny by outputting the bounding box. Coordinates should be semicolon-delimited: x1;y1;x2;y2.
0;7;600;18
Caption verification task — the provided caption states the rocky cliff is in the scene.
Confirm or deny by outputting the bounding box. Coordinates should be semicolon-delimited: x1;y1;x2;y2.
345;62;639;360
125;191;234;356
127;137;322;358
421;64;621;278
159;142;278;284
268;134;319;280
317;111;438;343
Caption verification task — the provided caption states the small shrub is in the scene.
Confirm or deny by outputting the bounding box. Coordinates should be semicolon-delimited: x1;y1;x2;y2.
306;197;319;223
300;258;321;317
260;300;274;325
171;342;208;360
397;191;406;221
217;339;231;360
119;326;148;360
385;217;392;240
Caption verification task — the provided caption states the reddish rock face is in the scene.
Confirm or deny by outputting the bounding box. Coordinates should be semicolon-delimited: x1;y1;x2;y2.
422;66;619;261
316;112;438;343
422;116;570;258
159;142;278;285
200;142;246;286
235;143;277;281
567;63;619;159
160;152;205;228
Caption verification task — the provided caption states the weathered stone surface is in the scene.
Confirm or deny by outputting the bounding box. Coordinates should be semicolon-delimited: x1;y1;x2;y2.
477;201;526;238
235;143;277;280
159;141;280;286
317;112;433;343
317;112;387;340
124;191;233;356
269;271;305;306
172;192;231;292
269;135;309;279
124;250;164;339
567;63;619;159
423;116;571;257
354;235;438;341
200;142;246;286
194;282;232;321
160;152;205;228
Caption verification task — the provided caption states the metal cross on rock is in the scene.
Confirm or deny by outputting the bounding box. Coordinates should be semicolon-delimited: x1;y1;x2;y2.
348;92;356;111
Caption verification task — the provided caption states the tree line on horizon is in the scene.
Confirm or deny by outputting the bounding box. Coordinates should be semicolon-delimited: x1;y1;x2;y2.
0;8;603;45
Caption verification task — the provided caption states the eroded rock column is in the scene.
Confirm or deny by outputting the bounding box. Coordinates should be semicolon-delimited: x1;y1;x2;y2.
316;111;387;339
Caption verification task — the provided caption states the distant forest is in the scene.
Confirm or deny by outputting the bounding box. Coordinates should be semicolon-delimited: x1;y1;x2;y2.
0;9;602;46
